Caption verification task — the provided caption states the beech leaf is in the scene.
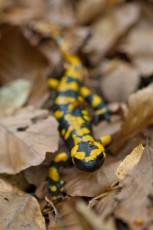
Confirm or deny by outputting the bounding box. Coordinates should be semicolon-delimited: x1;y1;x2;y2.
0;107;59;174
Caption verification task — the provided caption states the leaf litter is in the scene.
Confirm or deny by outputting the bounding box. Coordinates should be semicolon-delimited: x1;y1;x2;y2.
0;1;153;230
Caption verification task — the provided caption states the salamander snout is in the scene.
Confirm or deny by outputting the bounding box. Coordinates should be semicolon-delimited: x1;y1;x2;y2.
71;141;106;172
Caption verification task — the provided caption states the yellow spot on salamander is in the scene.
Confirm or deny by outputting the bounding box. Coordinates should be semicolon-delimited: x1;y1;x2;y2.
64;126;73;140
60;187;65;192
74;151;85;160
80;86;90;97
55;96;75;105
54;152;68;163
91;95;102;108
71;145;79;157
61;129;66;136
58;82;78;92
82;135;94;142
50;185;57;192
94;142;105;152
49;167;59;182
95;107;107;115
54;110;63;119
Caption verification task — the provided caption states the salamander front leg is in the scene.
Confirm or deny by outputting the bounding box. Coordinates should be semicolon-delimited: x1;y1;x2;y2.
98;135;112;147
48;151;70;200
48;78;59;90
80;86;110;124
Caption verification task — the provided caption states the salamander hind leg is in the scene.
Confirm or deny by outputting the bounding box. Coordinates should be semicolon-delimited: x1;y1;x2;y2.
48;151;70;200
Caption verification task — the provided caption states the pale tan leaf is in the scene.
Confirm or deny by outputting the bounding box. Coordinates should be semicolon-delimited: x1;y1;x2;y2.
100;59;140;102
0;106;59;174
115;144;144;180
0;192;46;230
0;79;32;118
0;178;24;195
75;0;106;25
111;84;153;152
114;141;153;229
120;25;153;76
83;3;140;64
64;156;119;197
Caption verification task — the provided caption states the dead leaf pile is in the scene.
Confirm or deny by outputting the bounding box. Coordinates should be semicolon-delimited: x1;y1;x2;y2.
1;1;153;230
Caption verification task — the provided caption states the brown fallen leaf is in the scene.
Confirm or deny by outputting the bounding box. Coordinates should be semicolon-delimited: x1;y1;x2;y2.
83;2;140;64
100;59;140;102
0;178;25;195
0;26;49;85
24;165;48;186
49;198;112;230
64;156;119;197
0;106;59;174
114;141;153;230
119;23;153;77
91;189;118;229
0;192;46;230
93;115;121;140
115;144;144;180
110;84;153;152
0;0;45;25
75;0;106;25
0;79;32;118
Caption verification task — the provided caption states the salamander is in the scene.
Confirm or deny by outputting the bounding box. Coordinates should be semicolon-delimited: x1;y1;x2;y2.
48;32;111;200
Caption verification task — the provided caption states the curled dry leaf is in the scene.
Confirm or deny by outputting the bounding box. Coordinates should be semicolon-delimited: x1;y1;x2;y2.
115;144;144;180
0;106;59;174
83;3;140;64
110;84;153;153
114;141;153;230
120;25;153;77
100;59;140;102
0;79;32;118
0;192;46;230
64;156;119;197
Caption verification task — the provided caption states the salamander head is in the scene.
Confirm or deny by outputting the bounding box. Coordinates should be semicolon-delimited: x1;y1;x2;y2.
71;141;106;172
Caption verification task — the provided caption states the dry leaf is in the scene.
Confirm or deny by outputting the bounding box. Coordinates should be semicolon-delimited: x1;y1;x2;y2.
0;0;45;25
115;144;144;180
0;79;32;118
111;84;153;152
120;24;153;76
93;115;121;140
24;165;48;186
83;3;140;64
50;198;111;230
75;0;106;25
100;59;140;102
114;141;153;230
0;106;59;174
64;156;119;197
0;192;46;230
0;178;24;195
0;26;49;85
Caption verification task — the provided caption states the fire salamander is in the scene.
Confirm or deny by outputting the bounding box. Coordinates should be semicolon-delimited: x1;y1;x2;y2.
48;32;111;200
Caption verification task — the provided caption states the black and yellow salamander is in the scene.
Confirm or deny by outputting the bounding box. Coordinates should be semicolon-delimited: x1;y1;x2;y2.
48;32;111;200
